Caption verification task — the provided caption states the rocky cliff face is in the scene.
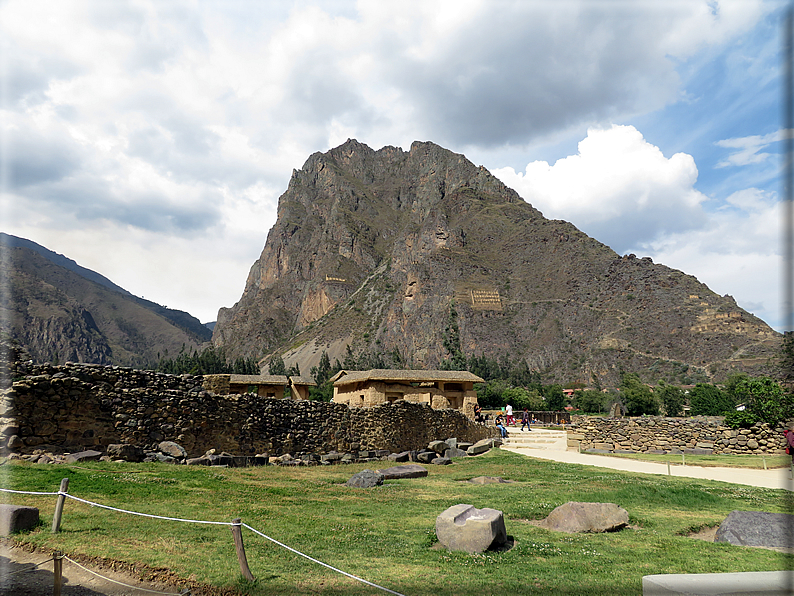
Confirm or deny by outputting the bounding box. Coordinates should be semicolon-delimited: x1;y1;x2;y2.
2;244;208;367
213;139;780;385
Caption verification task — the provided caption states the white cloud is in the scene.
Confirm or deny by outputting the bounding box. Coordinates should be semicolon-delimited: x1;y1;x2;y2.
0;0;777;326
492;125;708;252
715;129;791;168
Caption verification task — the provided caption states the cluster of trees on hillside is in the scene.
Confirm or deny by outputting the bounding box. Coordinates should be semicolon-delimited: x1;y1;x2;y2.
154;345;259;376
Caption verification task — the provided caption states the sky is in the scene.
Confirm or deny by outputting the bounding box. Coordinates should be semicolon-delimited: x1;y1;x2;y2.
0;0;789;330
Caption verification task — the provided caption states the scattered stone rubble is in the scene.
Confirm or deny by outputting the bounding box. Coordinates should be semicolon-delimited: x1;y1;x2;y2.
7;437;501;469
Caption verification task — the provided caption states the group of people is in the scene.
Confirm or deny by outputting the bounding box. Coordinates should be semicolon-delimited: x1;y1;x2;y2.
493;404;534;438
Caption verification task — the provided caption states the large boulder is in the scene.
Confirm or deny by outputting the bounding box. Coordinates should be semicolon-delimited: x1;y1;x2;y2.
540;502;628;534
106;443;145;462
376;464;428;479
428;440;448;454
715;511;794;549
158;441;187;459
435;504;507;553
346;469;384;488
0;504;39;535
416;451;437;464
444;447;468;459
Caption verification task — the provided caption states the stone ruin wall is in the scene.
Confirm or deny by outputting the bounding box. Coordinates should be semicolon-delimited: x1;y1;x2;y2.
1;360;497;458
569;415;790;455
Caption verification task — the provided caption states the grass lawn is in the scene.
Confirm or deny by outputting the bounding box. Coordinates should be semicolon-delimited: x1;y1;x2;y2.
2;449;792;595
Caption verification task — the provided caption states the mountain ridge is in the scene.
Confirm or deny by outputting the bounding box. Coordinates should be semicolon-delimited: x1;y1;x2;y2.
1;234;211;366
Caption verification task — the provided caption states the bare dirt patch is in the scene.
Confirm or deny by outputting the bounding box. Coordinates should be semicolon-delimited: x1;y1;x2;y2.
0;540;234;595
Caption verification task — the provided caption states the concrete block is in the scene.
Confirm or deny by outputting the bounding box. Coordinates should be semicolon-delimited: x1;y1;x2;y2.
643;571;794;595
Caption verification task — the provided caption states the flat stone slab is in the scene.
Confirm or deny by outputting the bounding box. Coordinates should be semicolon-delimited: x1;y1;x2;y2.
643;571;794;595
467;439;497;456
435;504;507;554
64;450;102;463
0;504;39;535
431;457;452;465
715;511;794;549
376;464;428;480
346;469;384;488
468;476;514;485
540;502;629;534
444;447;468;458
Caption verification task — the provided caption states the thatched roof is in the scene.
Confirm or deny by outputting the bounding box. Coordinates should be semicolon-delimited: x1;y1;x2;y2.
332;369;484;386
229;374;288;385
289;376;317;386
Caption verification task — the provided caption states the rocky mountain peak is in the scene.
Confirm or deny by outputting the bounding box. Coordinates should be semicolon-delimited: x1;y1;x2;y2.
212;139;780;385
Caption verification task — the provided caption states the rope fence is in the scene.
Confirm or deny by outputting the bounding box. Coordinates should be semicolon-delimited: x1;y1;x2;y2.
0;483;407;596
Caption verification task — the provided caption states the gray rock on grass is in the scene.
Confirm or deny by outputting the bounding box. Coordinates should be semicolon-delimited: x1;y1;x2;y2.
435;504;507;553
467;438;499;456
428;440;448;454
0;504;39;535
540;502;628;533
376;464;428;479
468;476;513;484
158;441;187;459
346;469;384;488
64;450;102;463
715;511;794;549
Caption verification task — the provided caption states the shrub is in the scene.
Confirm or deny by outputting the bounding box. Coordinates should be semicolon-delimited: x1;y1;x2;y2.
732;376;793;426
723;410;758;429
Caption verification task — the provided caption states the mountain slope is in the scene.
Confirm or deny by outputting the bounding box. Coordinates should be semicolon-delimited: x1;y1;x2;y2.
1;239;210;366
212;139;780;385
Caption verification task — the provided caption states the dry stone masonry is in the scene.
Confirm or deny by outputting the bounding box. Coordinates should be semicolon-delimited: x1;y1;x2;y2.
2;359;497;459
569;415;789;455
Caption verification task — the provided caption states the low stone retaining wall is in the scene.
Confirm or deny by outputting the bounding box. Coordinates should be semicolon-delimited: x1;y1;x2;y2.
1;360;497;458
568;415;790;455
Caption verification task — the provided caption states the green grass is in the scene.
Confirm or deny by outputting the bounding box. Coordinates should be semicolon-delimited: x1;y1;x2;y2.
3;450;791;595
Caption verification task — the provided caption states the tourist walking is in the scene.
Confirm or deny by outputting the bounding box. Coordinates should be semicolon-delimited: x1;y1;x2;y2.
520;408;531;431
505;403;514;426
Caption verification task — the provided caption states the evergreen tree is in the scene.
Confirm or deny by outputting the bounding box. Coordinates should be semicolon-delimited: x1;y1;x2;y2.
688;383;733;416
268;355;288;375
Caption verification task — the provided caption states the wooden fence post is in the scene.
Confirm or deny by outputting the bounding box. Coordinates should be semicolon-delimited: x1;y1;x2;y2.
53;551;63;596
230;518;255;581
51;478;69;533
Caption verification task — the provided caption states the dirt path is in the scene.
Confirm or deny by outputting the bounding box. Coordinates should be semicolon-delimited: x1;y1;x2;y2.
0;542;188;596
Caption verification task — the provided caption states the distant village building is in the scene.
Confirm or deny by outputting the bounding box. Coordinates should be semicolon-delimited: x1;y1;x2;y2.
330;369;483;418
202;374;315;400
